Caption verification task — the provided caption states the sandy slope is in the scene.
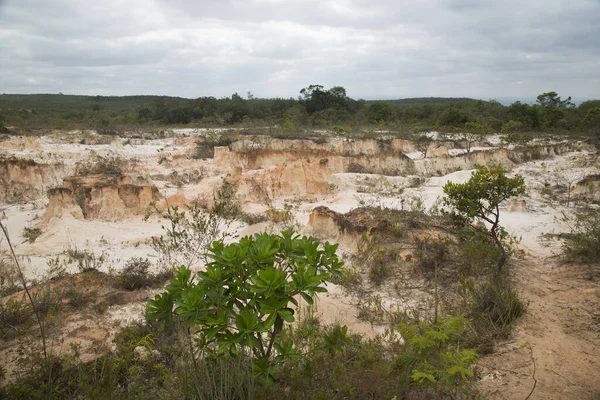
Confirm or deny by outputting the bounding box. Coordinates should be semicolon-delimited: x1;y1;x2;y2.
478;252;600;399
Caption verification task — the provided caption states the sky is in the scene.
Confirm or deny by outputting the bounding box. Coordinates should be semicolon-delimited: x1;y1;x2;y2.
1;0;599;102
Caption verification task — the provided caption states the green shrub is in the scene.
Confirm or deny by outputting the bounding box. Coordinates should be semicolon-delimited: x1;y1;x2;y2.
78;156;124;175
147;231;343;382
346;162;367;173
413;236;448;278
65;279;86;308
0;298;33;338
560;207;600;265
395;317;478;397
459;274;525;348
117;257;151;290
22;227;42;243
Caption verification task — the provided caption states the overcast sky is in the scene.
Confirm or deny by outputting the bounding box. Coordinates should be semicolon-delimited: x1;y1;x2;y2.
1;0;599;102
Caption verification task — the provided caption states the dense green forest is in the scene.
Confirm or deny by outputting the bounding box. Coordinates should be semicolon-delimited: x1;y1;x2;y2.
1;86;598;135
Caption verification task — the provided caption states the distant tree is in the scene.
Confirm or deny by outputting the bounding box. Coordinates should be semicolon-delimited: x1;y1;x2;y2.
500;120;522;133
299;85;349;114
414;135;433;158
438;106;471;127
0;114;8;133
231;93;244;102
581;108;600;134
299;84;328;113
368;102;397;124
452;122;492;154
536;91;574;109
327;86;348;109
443;166;525;272
92;104;101;112
137;106;152;123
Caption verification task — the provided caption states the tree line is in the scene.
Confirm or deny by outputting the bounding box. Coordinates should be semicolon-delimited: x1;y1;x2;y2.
0;88;598;135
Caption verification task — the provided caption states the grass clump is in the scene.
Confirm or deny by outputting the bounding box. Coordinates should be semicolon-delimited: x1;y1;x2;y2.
459;274;525;350
560;207;600;266
116;257;172;291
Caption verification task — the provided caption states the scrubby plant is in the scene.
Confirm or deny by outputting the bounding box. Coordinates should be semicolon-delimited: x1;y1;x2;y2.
443;165;525;273
346;162;367;173
395;317;478;397
458;274;525;349
560;207;600;268
0;248;21;296
117;257;152;290
413;236;448;278
78;155;124;175
414;134;433;158
22;226;42;243
65;279;86;308
147;231;343;382
0;298;33;339
151;203;234;270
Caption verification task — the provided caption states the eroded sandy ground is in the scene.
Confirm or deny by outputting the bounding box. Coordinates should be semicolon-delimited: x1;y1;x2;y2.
1;130;599;398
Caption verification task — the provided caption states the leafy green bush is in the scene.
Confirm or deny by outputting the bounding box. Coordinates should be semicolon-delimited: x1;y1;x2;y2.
147;231;343;381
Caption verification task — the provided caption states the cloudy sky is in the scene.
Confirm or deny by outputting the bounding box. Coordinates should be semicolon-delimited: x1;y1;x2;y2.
1;0;599;101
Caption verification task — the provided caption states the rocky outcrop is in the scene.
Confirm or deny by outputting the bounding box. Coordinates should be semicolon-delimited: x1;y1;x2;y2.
308;206;388;249
238;160;332;202
573;174;600;201
43;174;159;222
0;157;69;203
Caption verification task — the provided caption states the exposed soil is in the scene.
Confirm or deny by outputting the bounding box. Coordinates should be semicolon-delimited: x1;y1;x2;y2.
478;254;600;399
1;130;599;398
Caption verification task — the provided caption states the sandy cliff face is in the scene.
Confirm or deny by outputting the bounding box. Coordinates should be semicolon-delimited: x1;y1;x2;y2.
307;206;388;250
0;157;70;203
214;146;413;176
43;174;159;222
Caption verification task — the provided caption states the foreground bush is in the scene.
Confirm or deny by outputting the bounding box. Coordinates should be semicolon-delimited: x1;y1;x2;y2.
147;231;343;381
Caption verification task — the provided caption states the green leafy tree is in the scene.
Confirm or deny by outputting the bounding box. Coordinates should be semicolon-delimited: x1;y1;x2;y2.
147;231;343;382
452;122;492;154
536;91;574;109
581;107;600;134
414;135;433;158
443;166;525;272
137;106;152;123
368;102;397;124
500;120;522;134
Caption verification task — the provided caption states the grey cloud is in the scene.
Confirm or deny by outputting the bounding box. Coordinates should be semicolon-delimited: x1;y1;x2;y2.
0;0;599;100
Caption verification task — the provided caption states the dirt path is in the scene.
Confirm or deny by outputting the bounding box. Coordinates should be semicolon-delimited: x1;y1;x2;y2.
478;251;600;399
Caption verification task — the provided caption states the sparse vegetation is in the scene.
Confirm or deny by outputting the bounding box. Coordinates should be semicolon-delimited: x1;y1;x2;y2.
22;226;42;243
78;155;125;175
116;257;172;290
560;207;600;270
443;165;525;272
